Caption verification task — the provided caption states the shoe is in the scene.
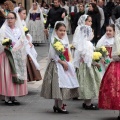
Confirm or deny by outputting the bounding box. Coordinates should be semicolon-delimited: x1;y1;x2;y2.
53;106;69;114
82;103;86;108
85;104;99;110
73;97;79;100
12;100;20;105
5;100;14;106
117;116;120;120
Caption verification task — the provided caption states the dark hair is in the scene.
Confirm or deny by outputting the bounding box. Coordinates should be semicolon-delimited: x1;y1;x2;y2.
85;15;91;21
18;7;26;13
61;0;65;5
106;24;115;31
89;3;99;13
55;22;66;30
8;11;17;19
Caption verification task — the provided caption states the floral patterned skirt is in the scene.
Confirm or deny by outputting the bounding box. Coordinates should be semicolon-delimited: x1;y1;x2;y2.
76;63;101;99
40;61;79;100
99;62;120;110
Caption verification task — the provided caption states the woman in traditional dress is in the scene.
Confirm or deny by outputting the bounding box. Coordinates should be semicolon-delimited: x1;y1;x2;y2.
4;0;14;16
41;21;79;114
96;24;115;78
0;12;28;105
26;2;45;45
99;18;120;120
18;7;42;82
73;15;101;110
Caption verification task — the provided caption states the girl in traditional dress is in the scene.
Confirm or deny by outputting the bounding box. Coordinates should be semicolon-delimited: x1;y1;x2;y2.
99;18;120;120
18;7;42;82
0;12;28;105
26;2;45;45
41;21;79;114
73;15;101;110
96;24;115;78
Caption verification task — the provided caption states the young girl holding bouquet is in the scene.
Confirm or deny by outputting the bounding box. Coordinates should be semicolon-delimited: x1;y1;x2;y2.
99;18;120;120
96;24;115;78
73;15;101;110
41;21;79;114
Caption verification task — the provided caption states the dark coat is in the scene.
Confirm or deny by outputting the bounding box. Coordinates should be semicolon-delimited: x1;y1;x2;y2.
73;11;85;31
0;16;5;28
87;11;101;44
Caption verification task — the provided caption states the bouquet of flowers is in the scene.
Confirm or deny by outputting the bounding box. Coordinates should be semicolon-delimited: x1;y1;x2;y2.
23;26;29;35
52;38;66;61
95;46;110;64
92;52;102;72
2;38;12;50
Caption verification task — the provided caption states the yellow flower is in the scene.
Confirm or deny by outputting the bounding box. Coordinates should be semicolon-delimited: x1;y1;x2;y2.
23;26;28;32
101;46;107;52
93;52;102;61
44;20;46;24
2;38;9;44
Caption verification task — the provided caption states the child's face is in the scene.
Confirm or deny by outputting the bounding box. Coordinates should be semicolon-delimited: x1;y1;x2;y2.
106;26;114;38
56;26;66;39
85;17;92;26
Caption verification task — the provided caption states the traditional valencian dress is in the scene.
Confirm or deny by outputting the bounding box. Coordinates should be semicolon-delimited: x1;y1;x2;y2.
73;15;101;100
96;34;114;78
21;20;42;82
26;3;45;44
41;24;79;100
99;18;120;110
0;24;28;97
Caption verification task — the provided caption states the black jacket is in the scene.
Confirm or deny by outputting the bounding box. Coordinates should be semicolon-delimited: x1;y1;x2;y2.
112;5;120;22
45;6;66;29
87;11;101;37
73;11;85;30
0;16;5;28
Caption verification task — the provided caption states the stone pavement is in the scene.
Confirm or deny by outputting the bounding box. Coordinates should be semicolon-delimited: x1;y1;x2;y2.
0;56;119;120
0;35;119;120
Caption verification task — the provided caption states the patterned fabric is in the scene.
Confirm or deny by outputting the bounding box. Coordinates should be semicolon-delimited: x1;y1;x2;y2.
0;52;28;96
27;20;45;43
41;61;79;100
76;63;101;99
99;62;120;110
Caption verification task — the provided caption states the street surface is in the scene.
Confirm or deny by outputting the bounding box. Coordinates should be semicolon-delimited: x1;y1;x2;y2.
0;35;119;120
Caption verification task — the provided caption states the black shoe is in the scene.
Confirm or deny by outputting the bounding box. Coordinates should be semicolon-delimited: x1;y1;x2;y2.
82;103;86;108
12;100;20;105
73;97;79;100
117;116;120;120
5;100;14;106
53;106;69;114
85;104;99;110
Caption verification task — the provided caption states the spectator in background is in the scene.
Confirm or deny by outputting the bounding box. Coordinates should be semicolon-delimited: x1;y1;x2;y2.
4;0;14;16
61;0;70;33
69;1;77;34
112;1;120;22
44;0;66;42
87;3;101;45
14;2;23;13
0;9;5;27
73;3;85;32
